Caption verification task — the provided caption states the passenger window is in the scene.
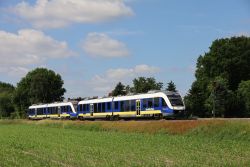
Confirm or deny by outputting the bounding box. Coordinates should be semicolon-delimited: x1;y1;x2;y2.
102;103;105;112
130;100;136;111
68;106;72;112
94;103;97;113
125;101;130;111
120;101;124;112
86;104;89;112
143;99;147;108
148;98;153;108
154;98;160;108
98;103;102;112
114;102;119;110
107;102;111;110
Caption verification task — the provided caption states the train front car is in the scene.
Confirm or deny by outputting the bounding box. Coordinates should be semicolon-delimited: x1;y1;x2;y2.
28;104;48;119
161;91;185;118
28;102;78;119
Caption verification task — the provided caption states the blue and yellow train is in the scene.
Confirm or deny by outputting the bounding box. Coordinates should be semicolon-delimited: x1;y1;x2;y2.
28;91;185;120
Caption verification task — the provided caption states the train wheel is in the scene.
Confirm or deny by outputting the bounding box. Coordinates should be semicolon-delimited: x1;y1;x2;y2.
106;115;110;121
114;115;119;121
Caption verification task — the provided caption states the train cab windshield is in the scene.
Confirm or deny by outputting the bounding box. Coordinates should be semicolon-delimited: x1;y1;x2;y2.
164;91;184;106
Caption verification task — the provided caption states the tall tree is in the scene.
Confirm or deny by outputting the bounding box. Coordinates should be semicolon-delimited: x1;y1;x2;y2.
131;77;163;93
237;80;250;116
0;82;15;117
185;36;250;117
166;81;177;92
14;68;66;115
112;82;126;96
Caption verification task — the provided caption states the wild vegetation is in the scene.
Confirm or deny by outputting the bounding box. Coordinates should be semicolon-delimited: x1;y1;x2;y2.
184;36;250;118
0;119;249;166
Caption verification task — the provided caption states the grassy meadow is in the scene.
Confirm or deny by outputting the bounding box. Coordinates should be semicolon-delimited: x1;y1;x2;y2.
0;119;249;167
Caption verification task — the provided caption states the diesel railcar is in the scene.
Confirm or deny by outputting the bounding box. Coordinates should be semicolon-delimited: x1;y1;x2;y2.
28;102;78;119
28;91;185;120
77;91;185;120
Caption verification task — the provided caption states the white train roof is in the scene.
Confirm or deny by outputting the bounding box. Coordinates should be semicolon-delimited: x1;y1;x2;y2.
78;97;113;104
29;104;47;109
29;102;73;109
78;92;173;108
47;102;73;107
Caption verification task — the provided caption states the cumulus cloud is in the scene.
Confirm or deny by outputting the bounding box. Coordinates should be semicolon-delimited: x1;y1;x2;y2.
89;64;160;94
11;0;133;29
83;32;130;57
0;29;74;77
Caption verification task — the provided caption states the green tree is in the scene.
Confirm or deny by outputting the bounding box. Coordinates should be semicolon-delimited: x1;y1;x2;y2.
112;82;126;96
131;77;163;93
0;82;15;117
211;77;229;117
185;36;250;117
14;68;66;116
166;81;177;92
237;80;250;116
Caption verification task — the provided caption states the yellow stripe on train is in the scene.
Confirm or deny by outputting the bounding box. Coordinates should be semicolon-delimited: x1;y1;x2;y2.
78;110;161;117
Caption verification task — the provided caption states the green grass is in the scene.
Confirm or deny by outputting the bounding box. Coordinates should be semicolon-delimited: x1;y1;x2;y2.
0;120;249;167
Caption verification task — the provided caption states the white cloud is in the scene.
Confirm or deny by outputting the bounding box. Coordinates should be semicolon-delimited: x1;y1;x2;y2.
0;29;74;77
83;32;130;57
0;66;29;77
89;64;160;94
12;0;133;29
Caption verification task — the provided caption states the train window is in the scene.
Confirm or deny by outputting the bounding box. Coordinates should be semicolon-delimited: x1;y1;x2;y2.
107;102;111;110
162;98;167;107
37;108;43;115
86;104;89;112
82;104;86;111
98;103;102;112
102;103;105;112
94;103;97;113
120;101;124;112
68;106;72;112
148;98;153;108
114;101;119;110
130;100;136;111
79;105;82;111
154;98;160;108
143;99;147;109
125;100;130;111
50;107;54;114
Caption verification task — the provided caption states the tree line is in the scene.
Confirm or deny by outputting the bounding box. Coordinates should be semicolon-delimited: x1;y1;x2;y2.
111;78;176;96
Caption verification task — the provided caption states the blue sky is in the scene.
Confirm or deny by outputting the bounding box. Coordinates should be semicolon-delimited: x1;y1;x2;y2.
0;0;249;98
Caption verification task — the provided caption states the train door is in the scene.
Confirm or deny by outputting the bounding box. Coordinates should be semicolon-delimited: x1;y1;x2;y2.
136;100;141;116
90;104;94;116
58;106;61;118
